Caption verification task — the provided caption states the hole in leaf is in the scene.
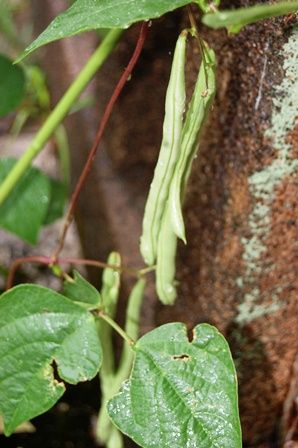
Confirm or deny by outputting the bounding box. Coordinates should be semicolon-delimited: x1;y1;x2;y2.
51;359;63;382
172;354;191;361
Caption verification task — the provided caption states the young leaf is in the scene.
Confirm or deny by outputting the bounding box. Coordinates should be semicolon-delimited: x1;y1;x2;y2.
19;0;196;60
0;157;51;244
108;323;241;448
0;54;25;117
202;0;298;33
63;270;102;310
0;284;102;436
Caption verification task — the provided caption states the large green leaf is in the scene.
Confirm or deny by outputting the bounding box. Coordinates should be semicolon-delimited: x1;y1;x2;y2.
0;158;51;244
108;323;241;448
202;0;298;33
0;54;25;116
19;0;196;60
0;284;102;436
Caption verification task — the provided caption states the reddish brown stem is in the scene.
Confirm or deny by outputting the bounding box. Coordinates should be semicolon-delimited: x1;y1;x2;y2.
58;257;138;276
6;256;51;290
52;22;149;261
6;255;140;290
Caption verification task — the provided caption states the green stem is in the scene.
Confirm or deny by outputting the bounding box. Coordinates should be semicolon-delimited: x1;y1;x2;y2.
10;109;30;138
139;265;156;276
98;311;134;347
0;28;122;206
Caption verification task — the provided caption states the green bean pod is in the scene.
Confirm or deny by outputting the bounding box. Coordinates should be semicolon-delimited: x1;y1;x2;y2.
140;30;187;266
156;202;178;305
117;277;146;379
124;277;146;342
101;251;121;317
169;45;216;243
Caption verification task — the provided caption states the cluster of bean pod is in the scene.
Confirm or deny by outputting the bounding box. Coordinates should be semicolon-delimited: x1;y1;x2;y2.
140;30;216;304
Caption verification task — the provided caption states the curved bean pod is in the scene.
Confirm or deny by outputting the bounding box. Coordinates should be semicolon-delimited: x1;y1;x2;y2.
169;44;216;242
156;202;178;305
140;31;187;266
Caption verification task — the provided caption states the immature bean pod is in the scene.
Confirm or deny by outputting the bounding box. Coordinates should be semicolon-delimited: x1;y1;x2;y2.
124;277;146;341
156;43;216;305
169;44;216;243
101;251;121;317
117;277;146;377
140;31;187;266
156;202;178;305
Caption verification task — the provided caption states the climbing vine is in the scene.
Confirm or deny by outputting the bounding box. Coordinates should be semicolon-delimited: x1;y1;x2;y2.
0;1;297;446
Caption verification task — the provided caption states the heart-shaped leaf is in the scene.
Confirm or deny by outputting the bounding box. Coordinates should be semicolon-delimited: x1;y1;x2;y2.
0;284;102;436
19;0;196;60
108;323;241;448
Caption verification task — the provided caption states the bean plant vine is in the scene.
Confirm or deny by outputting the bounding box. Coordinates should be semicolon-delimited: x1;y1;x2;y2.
0;1;297;447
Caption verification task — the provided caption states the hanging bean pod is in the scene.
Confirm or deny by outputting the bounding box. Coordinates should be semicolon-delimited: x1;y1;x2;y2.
156;202;178;305
140;31;187;266
169;45;216;243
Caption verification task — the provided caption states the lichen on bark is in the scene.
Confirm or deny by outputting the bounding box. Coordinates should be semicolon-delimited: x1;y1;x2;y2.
235;27;298;325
